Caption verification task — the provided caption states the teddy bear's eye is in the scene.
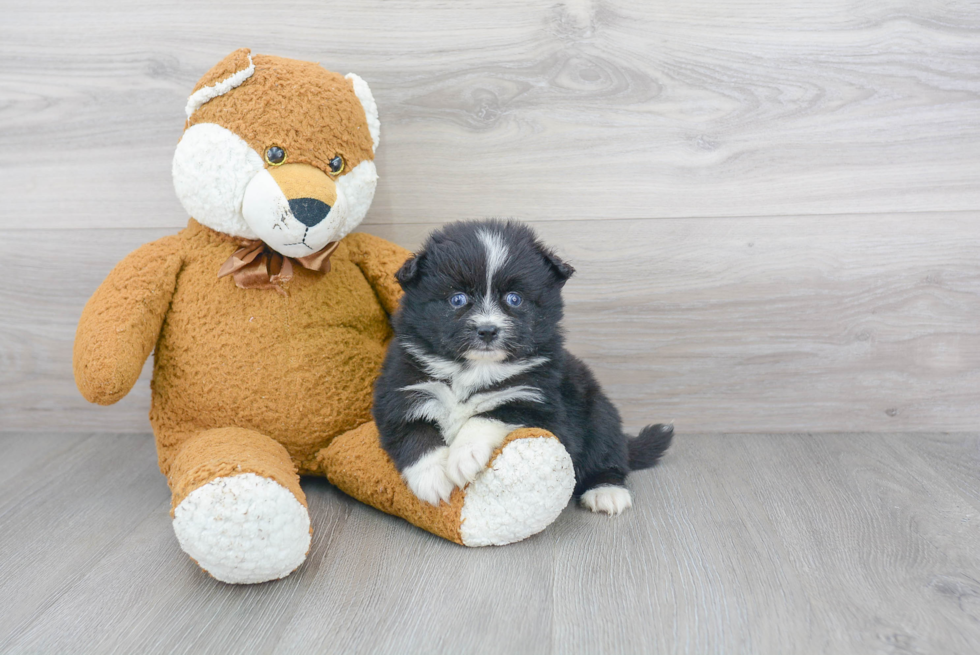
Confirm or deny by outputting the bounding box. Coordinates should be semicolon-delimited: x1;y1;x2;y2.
265;146;286;166
328;156;345;175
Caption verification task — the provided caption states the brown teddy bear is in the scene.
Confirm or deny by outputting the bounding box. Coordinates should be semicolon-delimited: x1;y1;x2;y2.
73;49;575;584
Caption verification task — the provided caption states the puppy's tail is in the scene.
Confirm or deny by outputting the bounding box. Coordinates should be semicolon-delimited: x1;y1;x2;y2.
628;423;674;471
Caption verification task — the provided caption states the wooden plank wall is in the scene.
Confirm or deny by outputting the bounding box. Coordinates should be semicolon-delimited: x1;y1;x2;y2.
2;0;979;433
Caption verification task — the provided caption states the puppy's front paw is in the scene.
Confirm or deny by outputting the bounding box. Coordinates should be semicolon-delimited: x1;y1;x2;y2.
445;417;515;488
446;440;495;488
580;485;632;515
402;447;454;506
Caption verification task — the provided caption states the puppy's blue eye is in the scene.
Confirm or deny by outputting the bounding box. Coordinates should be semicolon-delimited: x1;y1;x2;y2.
505;292;523;307
449;293;468;308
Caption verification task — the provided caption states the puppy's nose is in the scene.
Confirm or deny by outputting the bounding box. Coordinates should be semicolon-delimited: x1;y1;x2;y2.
476;325;499;343
288;198;332;227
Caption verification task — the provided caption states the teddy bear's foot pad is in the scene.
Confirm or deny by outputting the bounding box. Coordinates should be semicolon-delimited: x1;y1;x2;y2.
459;436;575;546
173;473;311;584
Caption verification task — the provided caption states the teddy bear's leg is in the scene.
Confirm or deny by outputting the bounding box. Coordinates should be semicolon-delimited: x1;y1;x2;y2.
167;427;311;584
317;422;575;546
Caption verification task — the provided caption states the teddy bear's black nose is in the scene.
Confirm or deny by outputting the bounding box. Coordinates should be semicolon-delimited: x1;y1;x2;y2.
288;198;332;227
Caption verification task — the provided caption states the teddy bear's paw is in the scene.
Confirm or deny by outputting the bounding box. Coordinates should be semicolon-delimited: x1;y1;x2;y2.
402;446;454;506
459;436;575;547
173;473;311;584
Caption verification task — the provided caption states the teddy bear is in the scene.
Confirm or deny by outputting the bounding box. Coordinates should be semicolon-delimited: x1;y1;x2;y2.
73;49;575;584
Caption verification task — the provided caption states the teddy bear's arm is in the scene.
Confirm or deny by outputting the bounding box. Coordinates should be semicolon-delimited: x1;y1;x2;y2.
73;235;184;405
344;231;411;316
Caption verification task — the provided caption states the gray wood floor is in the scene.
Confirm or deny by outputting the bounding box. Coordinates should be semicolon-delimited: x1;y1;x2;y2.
1;431;978;655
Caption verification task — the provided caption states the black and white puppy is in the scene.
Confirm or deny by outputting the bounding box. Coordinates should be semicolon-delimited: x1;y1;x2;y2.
373;219;673;515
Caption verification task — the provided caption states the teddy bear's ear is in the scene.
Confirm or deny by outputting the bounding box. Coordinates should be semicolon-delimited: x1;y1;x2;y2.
395;253;424;288
185;48;255;119
345;73;380;154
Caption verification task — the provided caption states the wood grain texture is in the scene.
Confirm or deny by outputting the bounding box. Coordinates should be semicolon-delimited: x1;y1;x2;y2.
1;431;978;654
0;432;87;486
3;1;979;652
550;432;980;654
4;213;978;433
0;434;167;646
1;0;979;229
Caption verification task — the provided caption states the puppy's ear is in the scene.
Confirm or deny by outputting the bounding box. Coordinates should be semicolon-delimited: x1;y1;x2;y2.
395;254;424;288
539;246;575;287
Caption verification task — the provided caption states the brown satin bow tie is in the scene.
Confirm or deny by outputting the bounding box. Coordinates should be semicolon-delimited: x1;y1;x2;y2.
217;239;339;295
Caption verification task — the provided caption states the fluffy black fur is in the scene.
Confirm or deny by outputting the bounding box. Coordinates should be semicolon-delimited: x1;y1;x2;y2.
373;219;673;499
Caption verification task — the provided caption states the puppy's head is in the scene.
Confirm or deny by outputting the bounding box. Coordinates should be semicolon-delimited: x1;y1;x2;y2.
395;220;574;363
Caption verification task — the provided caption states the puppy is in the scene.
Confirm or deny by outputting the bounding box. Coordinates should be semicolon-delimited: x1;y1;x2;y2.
373;219;673;515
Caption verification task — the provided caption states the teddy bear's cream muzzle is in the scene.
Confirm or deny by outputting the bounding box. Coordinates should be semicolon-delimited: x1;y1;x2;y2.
241;162;345;258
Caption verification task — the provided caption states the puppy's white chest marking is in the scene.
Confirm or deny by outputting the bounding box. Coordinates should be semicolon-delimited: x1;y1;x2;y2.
404;382;543;444
400;346;548;443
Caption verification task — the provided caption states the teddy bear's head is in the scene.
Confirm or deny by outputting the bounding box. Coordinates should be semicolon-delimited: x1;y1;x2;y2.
172;48;380;257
